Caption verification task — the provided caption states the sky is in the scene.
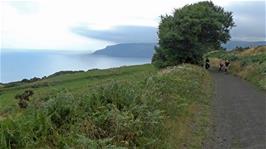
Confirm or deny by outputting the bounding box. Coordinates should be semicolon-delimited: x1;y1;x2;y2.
1;0;265;52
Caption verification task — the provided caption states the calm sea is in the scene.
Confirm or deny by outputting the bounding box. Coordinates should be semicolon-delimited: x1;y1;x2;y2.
0;51;151;83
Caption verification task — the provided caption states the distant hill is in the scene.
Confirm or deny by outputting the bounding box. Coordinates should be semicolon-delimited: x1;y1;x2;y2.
92;41;266;58
92;43;156;58
222;41;266;50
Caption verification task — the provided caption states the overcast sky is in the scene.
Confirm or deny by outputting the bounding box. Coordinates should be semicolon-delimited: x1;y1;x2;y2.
1;0;265;52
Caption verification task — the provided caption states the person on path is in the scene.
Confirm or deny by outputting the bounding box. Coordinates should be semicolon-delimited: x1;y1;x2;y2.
219;60;224;72
205;58;210;69
224;60;230;72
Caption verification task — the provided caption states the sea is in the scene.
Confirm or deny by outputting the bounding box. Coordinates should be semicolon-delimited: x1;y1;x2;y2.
0;50;151;83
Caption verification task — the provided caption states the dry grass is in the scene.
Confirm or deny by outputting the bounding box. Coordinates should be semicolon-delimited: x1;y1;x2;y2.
238;46;266;57
230;61;242;74
164;103;202;148
209;58;220;68
237;64;258;79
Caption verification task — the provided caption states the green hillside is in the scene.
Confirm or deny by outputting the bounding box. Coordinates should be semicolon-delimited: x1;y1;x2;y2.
92;43;156;58
0;64;212;148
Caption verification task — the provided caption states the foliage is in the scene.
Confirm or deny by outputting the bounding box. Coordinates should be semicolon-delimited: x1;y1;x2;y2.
152;1;235;68
239;54;266;66
205;50;239;61
15;90;34;108
0;64;213;148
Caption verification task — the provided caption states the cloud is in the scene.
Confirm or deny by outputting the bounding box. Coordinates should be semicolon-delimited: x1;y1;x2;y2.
224;1;266;41
72;1;265;43
1;0;265;52
1;0;113;51
72;25;158;43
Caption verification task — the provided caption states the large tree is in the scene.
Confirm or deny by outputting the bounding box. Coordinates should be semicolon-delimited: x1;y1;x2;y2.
152;1;235;68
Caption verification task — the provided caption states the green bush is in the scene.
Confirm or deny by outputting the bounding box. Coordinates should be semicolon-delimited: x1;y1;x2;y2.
239;54;266;66
206;50;239;61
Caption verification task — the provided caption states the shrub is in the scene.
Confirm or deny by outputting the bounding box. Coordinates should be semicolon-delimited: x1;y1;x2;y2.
15;90;34;108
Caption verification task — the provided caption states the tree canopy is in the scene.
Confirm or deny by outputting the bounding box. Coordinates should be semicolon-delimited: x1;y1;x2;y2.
152;1;235;68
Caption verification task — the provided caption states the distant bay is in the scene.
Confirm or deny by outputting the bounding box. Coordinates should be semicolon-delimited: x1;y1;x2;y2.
0;51;151;83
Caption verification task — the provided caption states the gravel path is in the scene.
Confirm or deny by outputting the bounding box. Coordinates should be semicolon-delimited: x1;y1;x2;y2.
209;71;266;149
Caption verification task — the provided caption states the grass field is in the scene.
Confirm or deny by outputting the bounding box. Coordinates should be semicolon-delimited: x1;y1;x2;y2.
0;64;213;148
206;46;266;90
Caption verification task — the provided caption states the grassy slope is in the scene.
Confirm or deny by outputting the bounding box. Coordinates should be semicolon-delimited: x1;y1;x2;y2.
0;64;213;148
206;46;266;90
0;65;156;115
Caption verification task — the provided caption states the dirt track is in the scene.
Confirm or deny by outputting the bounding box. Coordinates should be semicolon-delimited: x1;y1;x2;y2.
208;71;266;149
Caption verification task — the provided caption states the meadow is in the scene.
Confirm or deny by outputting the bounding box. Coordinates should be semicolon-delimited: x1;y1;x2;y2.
0;64;213;148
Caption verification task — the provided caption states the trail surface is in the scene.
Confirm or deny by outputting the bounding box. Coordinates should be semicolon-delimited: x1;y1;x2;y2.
209;71;266;149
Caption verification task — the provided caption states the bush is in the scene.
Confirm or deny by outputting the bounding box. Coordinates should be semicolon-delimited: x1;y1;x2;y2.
15;90;34;108
206;50;239;61
239;54;266;66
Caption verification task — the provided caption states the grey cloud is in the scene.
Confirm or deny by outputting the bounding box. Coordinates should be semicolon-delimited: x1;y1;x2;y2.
72;1;265;43
71;25;158;43
225;1;265;41
226;1;265;18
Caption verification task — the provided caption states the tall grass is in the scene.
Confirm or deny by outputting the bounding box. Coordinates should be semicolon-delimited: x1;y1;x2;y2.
0;64;212;148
